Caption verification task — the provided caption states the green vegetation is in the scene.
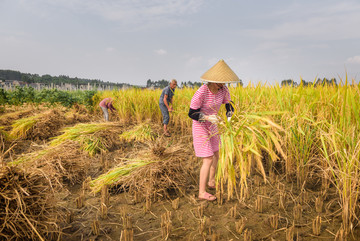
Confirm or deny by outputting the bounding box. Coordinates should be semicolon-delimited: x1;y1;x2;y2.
0;86;96;108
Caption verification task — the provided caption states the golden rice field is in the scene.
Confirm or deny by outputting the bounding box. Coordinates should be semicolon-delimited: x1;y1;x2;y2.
1;80;360;240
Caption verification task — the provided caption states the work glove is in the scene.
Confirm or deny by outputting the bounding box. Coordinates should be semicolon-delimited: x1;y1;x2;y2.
226;111;234;122
207;115;221;124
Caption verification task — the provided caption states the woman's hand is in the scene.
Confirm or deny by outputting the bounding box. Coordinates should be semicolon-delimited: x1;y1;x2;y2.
206;115;221;124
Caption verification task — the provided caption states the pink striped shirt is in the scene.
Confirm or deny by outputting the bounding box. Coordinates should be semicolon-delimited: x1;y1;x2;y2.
190;84;231;157
99;98;112;108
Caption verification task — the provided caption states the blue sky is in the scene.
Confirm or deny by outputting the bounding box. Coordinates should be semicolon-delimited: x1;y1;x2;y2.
1;0;359;86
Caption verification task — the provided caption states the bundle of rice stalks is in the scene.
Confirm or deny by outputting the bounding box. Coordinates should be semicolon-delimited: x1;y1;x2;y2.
50;122;123;156
90;152;196;200
119;123;156;142
9;140;91;186
9;109;65;141
31;109;65;140
90;159;154;193
0;109;34;126
217;111;286;200
64;105;91;124
0;166;62;240
64;112;91;124
9;115;38;139
150;135;166;156
72;103;89;114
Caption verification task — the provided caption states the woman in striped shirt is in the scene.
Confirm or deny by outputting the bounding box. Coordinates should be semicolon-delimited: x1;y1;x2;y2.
188;59;239;201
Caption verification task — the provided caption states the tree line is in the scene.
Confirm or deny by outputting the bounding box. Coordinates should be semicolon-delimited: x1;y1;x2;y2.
146;79;204;89
146;79;244;89
281;78;338;87
0;69;130;88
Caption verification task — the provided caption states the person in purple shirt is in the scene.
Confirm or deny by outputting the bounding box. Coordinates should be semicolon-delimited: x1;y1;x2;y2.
159;79;177;136
99;97;116;121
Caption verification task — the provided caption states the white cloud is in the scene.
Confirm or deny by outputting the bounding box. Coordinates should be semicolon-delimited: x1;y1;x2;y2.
18;0;204;27
155;49;167;55
105;47;115;52
186;56;202;66
347;56;360;64
246;2;360;41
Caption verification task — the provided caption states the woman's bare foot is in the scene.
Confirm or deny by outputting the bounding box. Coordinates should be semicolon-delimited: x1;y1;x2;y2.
198;192;216;201
208;181;216;189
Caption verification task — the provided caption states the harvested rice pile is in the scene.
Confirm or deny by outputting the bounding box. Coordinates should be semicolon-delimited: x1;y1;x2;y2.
9;109;66;141
72;103;88;114
64;112;91;124
119;123;156;142
50;122;124;156
91;146;197;200
0;166;61;241
64;105;91;124
11;140;91;187
121;157;196;200
30;109;65;141
0;109;34;126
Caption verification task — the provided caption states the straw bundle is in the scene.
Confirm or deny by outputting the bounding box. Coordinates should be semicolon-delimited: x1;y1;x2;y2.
64;112;91;125
31;109;65;141
72;103;89;114
0;166;61;240
121;157;195;200
0;109;34;126
91;147;196;200
10;140;91;186
50;122;123;156
9;109;65;141
64;105;91;124
119;123;156;142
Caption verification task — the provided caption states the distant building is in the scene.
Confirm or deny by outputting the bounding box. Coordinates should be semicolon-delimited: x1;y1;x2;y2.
0;79;123;91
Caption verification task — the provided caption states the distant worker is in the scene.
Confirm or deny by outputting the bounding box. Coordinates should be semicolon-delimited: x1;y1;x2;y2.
159;79;177;137
99;97;116;121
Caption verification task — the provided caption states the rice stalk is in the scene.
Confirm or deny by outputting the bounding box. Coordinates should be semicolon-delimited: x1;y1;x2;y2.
9;116;38;139
50;122;114;146
119;123;155;142
50;122;121;156
217;110;286;200
90;159;154;193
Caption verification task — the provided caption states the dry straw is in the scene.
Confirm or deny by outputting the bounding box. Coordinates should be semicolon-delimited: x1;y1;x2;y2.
8;109;65;141
9;140;91;188
90;148;195;200
50;122;122;156
119;123;156;142
0;166;62;240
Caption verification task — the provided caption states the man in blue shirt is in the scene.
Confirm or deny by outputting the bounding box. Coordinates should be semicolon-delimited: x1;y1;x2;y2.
159;79;177;137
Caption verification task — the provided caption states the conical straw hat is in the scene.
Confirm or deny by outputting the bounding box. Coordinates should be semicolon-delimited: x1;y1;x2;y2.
200;59;241;83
